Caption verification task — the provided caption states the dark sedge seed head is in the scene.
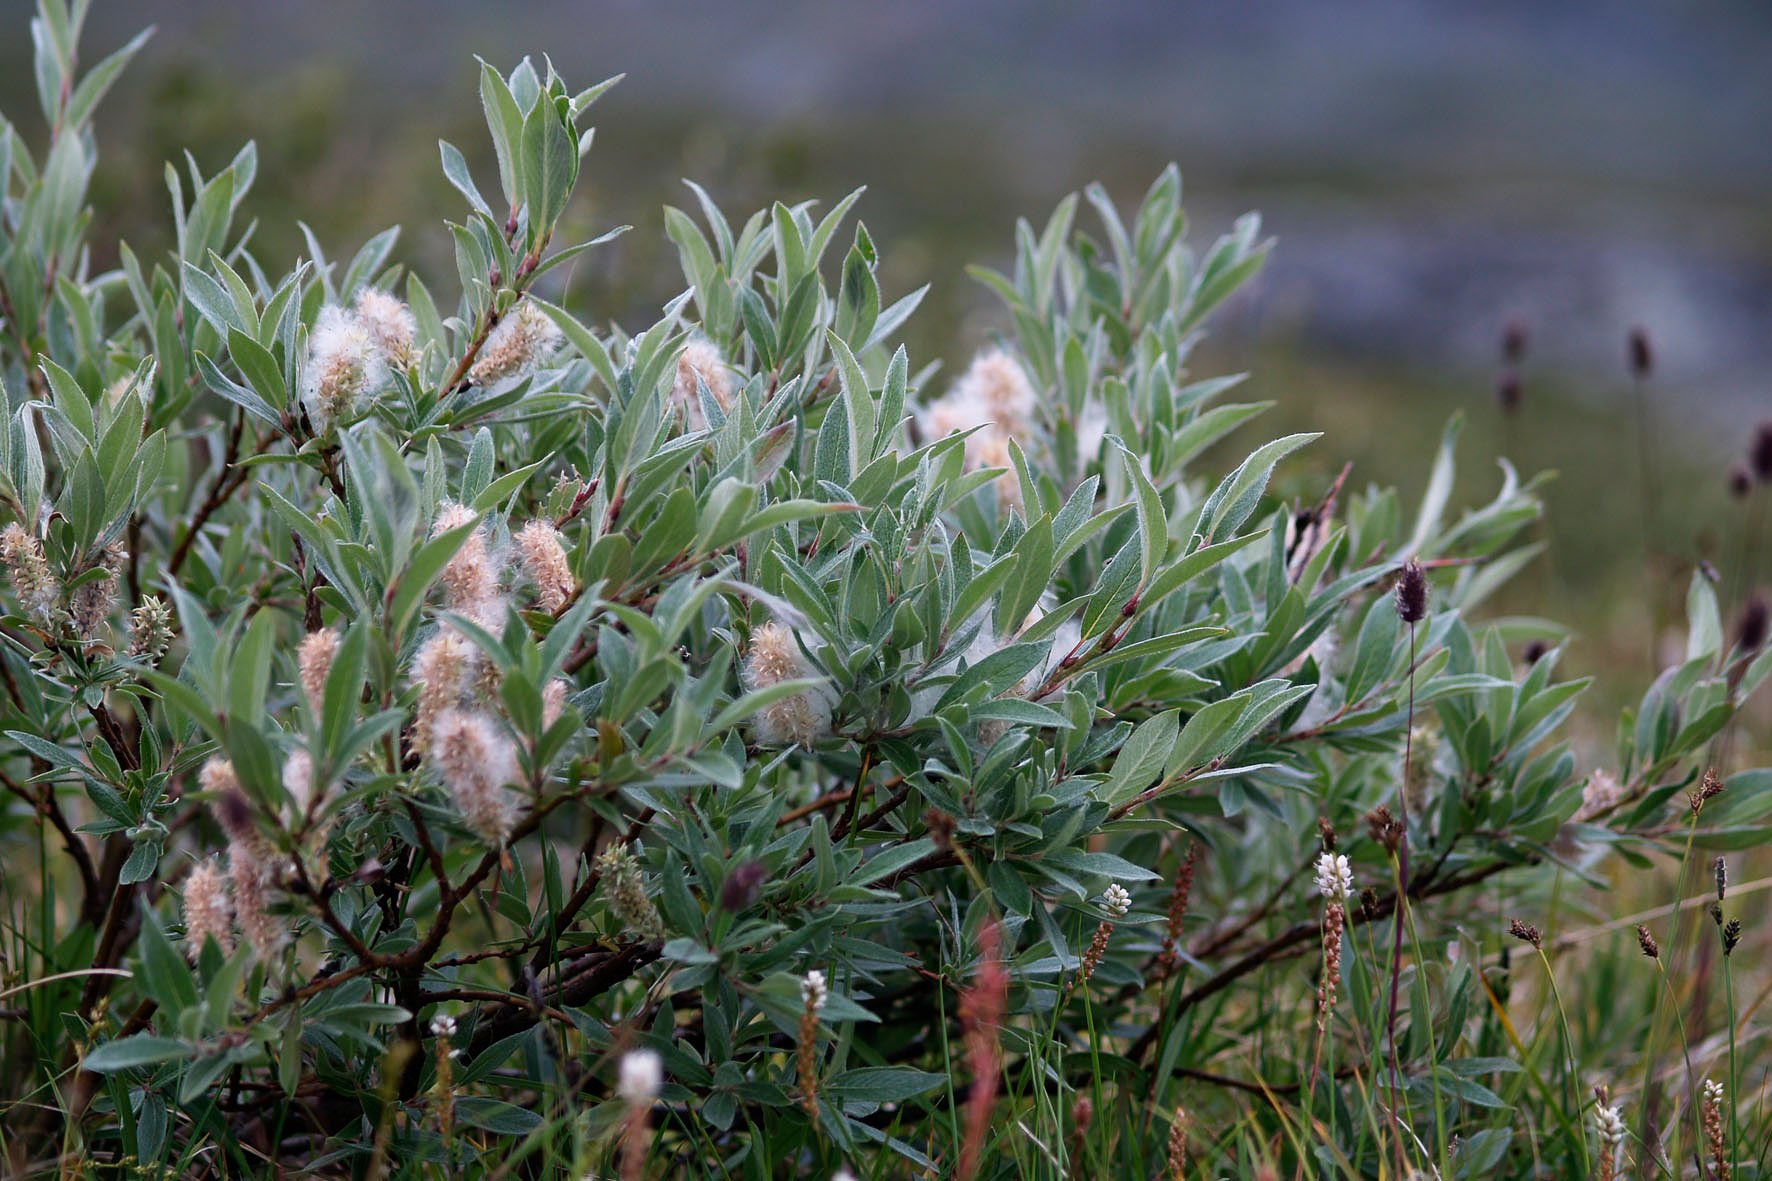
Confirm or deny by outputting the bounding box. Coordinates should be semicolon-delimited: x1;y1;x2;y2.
1523;640;1548;665
1730;462;1755;499
1317;816;1336;852
1501;316;1529;364
1723;918;1742;955
1507;918;1542;948
1637;924;1660;959
1738;595;1769;653
1394;560;1428;624
1628;326;1653;378
1715;856;1728;902
1495;369;1522;414
1753;421;1772;481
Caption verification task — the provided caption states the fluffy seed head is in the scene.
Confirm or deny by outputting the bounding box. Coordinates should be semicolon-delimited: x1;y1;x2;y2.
353;286;416;365
1314;852;1354;900
69;542;124;639
282;748;315;817
952;348;1036;436
431;708;520;846
411;629;473;758
205;762;288;964
302;305;387;433
1;523;63;628
515;520;574;613
298;628;339;717
672;338;736;431
432;503;500;610
468;300;562;386
541;678;570;730
181;860;234;961
741;620;831;746
1575;768;1625;823
618;1048;663;1104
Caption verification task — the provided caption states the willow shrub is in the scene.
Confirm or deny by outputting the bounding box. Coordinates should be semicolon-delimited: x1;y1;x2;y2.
2;4;1768;1178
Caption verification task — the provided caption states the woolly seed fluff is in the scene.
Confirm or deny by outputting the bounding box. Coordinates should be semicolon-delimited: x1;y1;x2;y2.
430;708;520;846
353;286;416;365
741;620;831;746
302;305;387;433
468;301;562;385
672;338;736;431
515;520;574;613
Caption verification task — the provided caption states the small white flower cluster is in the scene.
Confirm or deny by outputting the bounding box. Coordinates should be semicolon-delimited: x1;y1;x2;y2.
1703;1077;1725;1105
619;1048;663;1104
1593;1100;1626;1147
802;969;829;1014
429;1013;457;1039
1102;883;1132;919
1314;852;1354;901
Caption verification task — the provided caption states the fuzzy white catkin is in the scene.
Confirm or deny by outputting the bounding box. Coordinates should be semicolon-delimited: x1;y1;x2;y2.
468;300;562;385
282;748;314;816
181;859;234;960
411;629;473;758
302;305;387;433
297;628;339;718
430;708;520;846
203;760;288;963
1;523;62;627
515;520;574;613
671;337;736;431
353;286;416;365
916;347;1039;510
70;542;124;639
741;621;831;746
432;503;502;611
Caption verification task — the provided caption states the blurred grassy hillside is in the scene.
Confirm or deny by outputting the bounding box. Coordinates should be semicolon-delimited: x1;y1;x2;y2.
2;0;1769;757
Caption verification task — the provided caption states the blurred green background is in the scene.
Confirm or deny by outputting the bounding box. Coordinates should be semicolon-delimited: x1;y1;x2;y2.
3;0;1770;749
